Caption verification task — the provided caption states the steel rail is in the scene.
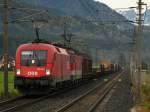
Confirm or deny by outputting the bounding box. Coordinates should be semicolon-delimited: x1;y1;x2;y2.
0;88;79;112
0;96;24;106
0;77;93;112
87;74;122;112
55;71;123;112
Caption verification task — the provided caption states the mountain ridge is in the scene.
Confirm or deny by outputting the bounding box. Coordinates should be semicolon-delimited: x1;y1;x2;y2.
0;0;133;60
116;8;150;25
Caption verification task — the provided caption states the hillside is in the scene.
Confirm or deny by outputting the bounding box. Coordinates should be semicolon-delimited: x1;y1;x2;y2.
22;0;126;20
0;0;133;61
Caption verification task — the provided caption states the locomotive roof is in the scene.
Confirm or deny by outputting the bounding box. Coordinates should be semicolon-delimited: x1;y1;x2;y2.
17;42;91;58
17;43;71;55
18;43;52;49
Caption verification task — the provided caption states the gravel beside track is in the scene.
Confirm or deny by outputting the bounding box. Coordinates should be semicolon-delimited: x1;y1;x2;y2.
15;73;117;112
95;71;134;112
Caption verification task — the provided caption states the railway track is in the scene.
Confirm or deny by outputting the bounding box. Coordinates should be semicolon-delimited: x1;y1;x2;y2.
55;71;123;112
0;79;90;112
0;94;53;112
0;88;78;112
0;71;122;112
0;96;24;107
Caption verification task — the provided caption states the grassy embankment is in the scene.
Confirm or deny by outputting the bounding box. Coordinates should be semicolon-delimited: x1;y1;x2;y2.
139;71;150;111
0;71;19;97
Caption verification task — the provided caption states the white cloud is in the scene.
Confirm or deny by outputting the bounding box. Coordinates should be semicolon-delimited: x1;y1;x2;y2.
95;0;150;9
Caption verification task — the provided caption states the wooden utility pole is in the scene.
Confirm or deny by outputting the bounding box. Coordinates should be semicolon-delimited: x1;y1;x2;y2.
3;0;9;97
137;0;142;99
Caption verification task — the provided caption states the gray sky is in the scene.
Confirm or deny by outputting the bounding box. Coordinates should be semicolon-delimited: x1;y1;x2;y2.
95;0;150;9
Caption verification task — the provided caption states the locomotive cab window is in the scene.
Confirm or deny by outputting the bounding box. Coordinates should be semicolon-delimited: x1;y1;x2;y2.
21;50;47;66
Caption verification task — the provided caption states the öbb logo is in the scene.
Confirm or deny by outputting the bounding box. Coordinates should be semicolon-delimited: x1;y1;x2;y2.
27;71;38;76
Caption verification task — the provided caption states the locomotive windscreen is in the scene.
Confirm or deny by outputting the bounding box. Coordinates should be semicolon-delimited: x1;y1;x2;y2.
21;50;47;66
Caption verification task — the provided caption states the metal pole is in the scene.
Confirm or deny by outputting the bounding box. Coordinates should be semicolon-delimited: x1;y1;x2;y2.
136;0;143;99
3;0;9;97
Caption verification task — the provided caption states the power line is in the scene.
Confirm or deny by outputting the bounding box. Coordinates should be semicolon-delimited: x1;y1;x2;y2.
10;7;44;12
10;10;48;23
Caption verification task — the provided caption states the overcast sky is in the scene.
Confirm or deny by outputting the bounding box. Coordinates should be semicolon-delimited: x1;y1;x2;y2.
95;0;150;9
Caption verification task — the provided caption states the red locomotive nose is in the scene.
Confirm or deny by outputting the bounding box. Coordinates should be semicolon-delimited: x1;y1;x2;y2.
15;43;54;78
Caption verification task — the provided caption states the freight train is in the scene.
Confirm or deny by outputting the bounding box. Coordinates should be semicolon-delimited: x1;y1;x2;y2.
14;41;92;95
14;41;121;95
100;60;120;74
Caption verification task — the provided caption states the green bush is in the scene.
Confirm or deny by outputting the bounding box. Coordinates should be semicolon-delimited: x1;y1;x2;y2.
0;71;20;97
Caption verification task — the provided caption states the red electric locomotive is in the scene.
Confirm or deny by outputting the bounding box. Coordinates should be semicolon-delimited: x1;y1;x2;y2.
14;42;92;95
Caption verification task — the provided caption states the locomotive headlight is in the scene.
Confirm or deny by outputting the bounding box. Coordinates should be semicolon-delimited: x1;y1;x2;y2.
46;69;51;76
16;69;20;75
